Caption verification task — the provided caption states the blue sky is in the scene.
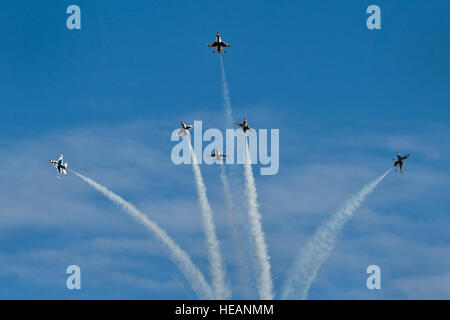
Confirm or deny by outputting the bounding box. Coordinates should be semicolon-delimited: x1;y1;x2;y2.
0;1;449;299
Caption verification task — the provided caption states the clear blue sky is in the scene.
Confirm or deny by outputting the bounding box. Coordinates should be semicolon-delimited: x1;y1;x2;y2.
0;1;449;299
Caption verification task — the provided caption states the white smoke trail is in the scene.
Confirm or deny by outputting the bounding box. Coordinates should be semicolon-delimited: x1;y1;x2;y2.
70;169;214;299
220;164;253;297
188;143;230;299
281;168;392;300
220;166;241;262
243;140;274;300
219;55;233;127
219;55;253;297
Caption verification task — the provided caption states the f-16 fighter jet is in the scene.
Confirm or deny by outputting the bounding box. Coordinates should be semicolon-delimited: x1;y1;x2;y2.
235;118;253;133
392;152;410;173
49;154;68;178
177;121;194;137
210;148;228;162
207;32;231;54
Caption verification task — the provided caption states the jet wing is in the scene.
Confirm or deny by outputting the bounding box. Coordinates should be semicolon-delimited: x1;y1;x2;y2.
220;41;231;47
208;41;218;47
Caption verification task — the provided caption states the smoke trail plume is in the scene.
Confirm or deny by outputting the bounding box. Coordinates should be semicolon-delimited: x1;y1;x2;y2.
69;169;214;299
220;164;253;297
219;55;233;127
243;140;274;300
219;55;253;297
281;168;392;300
188;143;230;299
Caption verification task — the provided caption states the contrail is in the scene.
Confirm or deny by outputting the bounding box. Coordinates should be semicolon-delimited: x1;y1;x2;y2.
221;45;273;300
243;140;274;300
220;164;252;297
219;55;233;127
281;168;392;300
69;169;214;299
188;142;230;299
219;55;254;298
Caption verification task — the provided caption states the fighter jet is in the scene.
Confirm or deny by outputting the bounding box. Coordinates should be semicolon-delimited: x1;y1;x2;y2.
210;148;228;162
235;118;254;133
392;152;410;173
207;32;231;54
177;121;194;137
49;154;68;178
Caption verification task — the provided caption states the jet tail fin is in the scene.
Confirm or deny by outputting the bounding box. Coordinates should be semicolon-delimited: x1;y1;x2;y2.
63;162;68;175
